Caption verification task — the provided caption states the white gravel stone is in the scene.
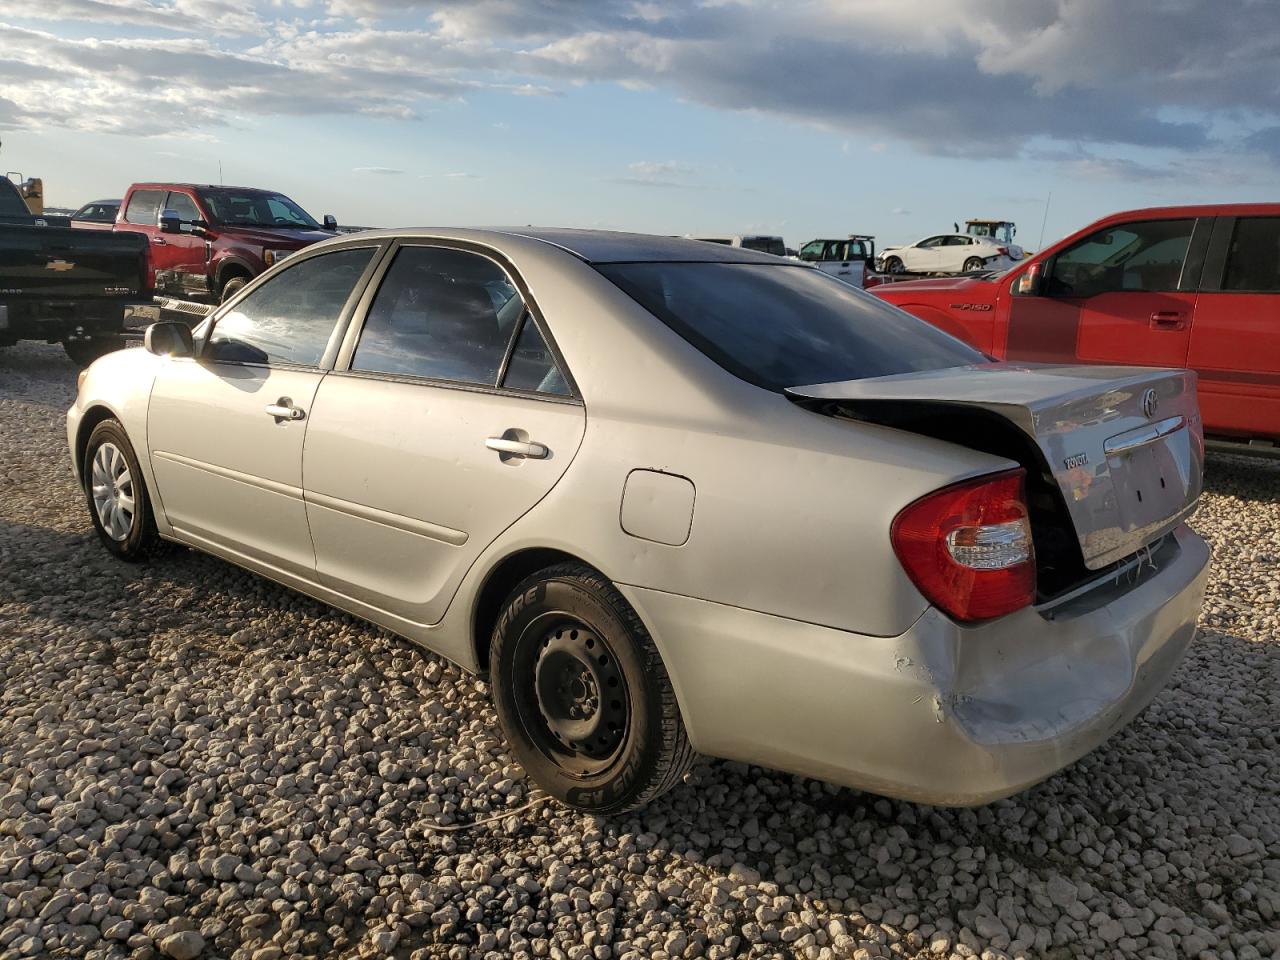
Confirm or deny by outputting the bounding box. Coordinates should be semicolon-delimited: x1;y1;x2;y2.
1;341;1278;960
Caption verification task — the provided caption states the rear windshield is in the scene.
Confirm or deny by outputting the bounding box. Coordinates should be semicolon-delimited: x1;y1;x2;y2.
741;237;787;257
0;179;30;218
597;262;985;390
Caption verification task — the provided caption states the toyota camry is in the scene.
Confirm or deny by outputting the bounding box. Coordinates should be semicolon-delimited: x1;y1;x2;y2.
67;229;1209;813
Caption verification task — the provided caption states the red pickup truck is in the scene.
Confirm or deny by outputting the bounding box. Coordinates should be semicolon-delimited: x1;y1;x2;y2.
873;204;1280;453
112;182;337;303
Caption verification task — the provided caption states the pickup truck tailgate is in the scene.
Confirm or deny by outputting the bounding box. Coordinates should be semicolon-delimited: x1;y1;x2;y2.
788;363;1203;570
1;223;147;299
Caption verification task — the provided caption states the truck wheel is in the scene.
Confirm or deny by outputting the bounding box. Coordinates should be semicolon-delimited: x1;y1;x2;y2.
884;256;904;274
63;336;125;368
963;257;985;272
490;562;696;814
219;276;249;303
82;419;165;562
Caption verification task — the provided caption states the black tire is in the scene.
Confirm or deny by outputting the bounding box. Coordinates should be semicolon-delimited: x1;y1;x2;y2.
963;257;985;272
219;275;249;303
491;562;695;813
63;336;125;368
884;256;904;274
82;419;165;562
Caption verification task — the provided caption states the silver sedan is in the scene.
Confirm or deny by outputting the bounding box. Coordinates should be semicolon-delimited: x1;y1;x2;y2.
67;229;1210;813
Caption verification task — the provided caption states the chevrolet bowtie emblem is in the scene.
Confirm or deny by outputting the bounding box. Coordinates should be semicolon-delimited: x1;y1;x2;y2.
46;259;75;272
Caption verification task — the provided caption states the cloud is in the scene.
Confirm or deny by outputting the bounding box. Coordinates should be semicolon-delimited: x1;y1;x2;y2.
1;0;1279;172
890;207;910;215
353;166;404;174
611;160;697;188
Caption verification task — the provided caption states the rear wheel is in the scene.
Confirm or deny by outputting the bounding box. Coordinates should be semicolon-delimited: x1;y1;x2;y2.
963;256;985;272
83;419;164;561
63;335;125;368
884;256;904;274
491;562;695;813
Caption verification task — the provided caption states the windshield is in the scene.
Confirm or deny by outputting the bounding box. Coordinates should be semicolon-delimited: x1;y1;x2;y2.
598;262;984;390
197;188;319;229
741;237;787;257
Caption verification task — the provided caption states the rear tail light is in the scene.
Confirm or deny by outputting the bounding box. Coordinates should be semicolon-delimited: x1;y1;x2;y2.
891;468;1035;622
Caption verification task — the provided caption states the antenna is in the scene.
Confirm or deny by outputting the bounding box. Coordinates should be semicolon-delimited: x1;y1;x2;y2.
219;160;224;185
1038;192;1052;250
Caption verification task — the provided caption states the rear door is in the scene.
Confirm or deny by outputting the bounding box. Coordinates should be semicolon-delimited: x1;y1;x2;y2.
116;189;166;289
155;190;210;299
1188;215;1280;439
147;244;382;577
1005;217;1203;367
302;242;585;630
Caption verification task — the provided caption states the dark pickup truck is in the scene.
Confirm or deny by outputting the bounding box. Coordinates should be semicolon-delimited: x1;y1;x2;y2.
1;176;149;366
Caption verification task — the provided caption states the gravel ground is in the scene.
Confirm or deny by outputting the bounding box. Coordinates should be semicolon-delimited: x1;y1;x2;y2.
0;340;1277;960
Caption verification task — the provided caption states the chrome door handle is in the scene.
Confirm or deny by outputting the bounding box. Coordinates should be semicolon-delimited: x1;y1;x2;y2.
265;398;305;421
152;237;166;245
485;437;548;459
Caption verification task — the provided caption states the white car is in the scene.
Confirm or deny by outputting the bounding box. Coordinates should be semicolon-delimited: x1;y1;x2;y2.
879;233;1012;275
795;236;875;285
68;228;1208;813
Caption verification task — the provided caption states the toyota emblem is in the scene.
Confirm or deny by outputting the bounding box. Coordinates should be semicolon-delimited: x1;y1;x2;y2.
1141;388;1159;419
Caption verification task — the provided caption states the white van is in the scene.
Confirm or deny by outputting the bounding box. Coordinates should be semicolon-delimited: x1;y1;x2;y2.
795;235;876;285
690;234;788;258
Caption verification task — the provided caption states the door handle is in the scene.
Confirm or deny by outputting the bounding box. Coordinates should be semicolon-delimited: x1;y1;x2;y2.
485;436;548;459
265;398;305;421
152;237;167;245
1150;310;1186;330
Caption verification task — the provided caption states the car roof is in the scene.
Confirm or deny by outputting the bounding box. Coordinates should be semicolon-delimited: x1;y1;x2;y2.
347;227;797;264
130;183;277;192
1089;203;1280;224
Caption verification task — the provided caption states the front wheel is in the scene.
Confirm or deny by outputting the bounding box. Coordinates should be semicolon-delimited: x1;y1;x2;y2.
884;256;904;274
219;275;249;303
83;419;165;561
491;562;695;813
63;336;125;368
963;257;985;272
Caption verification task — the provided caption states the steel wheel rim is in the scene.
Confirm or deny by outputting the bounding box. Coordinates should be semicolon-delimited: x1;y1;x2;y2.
90;442;135;542
516;615;630;777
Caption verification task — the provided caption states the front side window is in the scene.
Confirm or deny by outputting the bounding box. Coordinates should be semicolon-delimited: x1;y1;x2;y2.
1048;219;1194;297
598;262;984;391
351;246;524;386
124;190;165;225
798;240;825;262
918;236;946;248
166;192;201;222
197;188;319;229
1223;217;1280;292
206;247;375;366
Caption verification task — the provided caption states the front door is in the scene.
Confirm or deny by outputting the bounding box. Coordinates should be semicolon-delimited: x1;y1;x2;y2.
1006;217;1200;368
147;244;380;576
302;244;586;633
1188;215;1280;438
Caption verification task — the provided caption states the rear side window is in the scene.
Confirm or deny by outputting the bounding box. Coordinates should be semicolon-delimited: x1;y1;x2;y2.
502;316;571;395
1223;218;1280;292
1048;219;1194;297
124;190;165;225
352;247;524;386
0;180;28;218
598;262;984;391
207;247;375;366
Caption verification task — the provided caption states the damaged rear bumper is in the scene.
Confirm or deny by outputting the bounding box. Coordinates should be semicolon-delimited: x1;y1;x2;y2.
620;523;1209;806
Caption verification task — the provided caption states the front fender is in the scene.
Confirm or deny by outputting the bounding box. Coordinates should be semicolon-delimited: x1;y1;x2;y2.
67;347;170;534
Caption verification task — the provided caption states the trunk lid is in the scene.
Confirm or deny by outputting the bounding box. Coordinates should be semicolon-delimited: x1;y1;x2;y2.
787;362;1203;571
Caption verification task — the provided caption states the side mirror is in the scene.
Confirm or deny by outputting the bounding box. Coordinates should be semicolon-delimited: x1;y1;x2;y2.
144;321;194;358
323;214;338;230
158;209;182;234
1013;262;1043;297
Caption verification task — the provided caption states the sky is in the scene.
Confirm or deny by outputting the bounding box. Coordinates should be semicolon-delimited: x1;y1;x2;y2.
1;0;1279;249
